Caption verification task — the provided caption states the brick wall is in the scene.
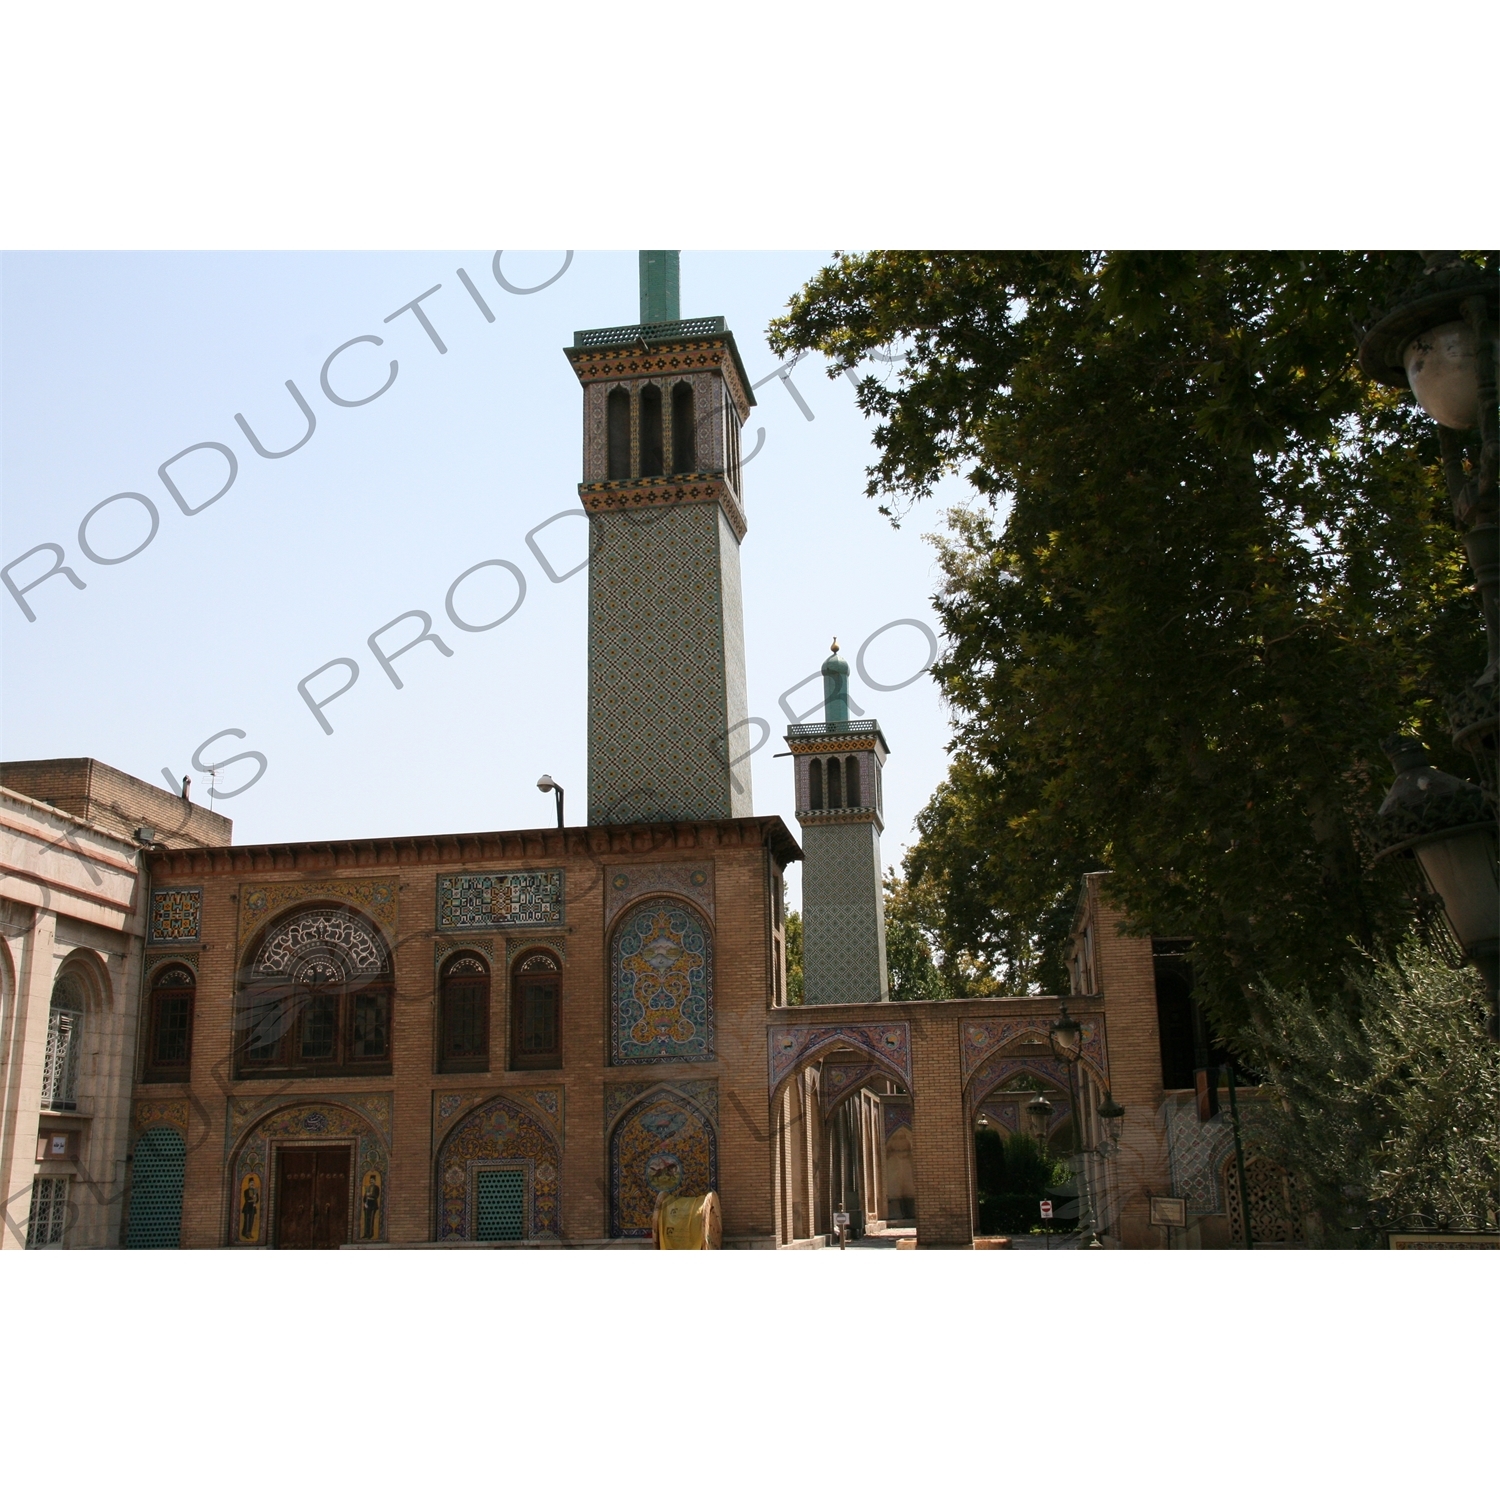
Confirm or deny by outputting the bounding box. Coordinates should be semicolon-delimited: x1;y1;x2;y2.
134;815;794;1248
1;758;232;850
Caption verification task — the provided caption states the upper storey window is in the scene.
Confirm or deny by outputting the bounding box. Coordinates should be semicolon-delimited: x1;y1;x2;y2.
639;384;664;478
236;906;393;1078
845;756;861;808
42;974;85;1110
145;964;195;1082
511;950;561;1070
439;953;490;1073
808;758;823;810
607;387;631;481
672;381;696;473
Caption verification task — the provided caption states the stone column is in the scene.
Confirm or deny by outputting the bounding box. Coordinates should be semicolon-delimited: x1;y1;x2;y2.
0;910;55;1250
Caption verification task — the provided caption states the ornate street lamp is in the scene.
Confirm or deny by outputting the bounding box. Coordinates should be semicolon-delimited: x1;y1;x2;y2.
1360;254;1499;1028
1025;1092;1054;1139
536;774;565;828
1372;737;1499;1029
1097;1092;1126;1153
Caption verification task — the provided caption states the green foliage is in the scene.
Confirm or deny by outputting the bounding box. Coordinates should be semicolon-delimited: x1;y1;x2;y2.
974;1128;1076;1234
770;252;1486;1028
1238;942;1499;1245
784;908;804;1005
883;871;947;1000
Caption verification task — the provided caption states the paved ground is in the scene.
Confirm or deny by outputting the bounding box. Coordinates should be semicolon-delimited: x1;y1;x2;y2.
828;1225;1084;1250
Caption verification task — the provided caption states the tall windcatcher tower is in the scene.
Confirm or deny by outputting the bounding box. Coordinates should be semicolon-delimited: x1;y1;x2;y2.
786;644;891;1004
565;252;757;825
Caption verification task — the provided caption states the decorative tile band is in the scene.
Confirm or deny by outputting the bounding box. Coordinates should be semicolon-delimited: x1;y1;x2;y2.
238;878;397;949
149;888;201;944
437;870;564;930
133;1097;190;1131
604;862;714;928
959;1016;1108;1085
579;476;746;542
767;1022;912;1095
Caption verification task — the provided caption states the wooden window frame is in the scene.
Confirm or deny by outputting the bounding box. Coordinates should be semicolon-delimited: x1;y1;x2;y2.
438;953;491;1074
509;949;562;1071
235;981;394;1079
143;966;195;1083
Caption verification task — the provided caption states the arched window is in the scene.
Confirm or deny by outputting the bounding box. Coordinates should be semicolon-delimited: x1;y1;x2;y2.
145;965;194;1082
808;757;823;810
236;906;393;1078
41;973;84;1110
671;381;696;472
827;755;843;809
639;383;664;478
511;950;561;1069
439;953;490;1072
845;755;861;808
606;386;631;480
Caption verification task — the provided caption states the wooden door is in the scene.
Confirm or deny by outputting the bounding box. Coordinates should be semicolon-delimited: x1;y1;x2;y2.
276;1147;351;1248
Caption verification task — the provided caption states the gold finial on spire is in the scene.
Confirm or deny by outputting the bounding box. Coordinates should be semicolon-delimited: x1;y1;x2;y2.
831;638;839;653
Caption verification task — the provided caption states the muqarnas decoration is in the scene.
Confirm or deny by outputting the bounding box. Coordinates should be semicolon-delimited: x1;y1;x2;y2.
610;899;714;1064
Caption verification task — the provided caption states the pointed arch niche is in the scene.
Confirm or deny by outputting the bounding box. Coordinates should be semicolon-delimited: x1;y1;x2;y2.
606;1082;718;1239
765;1022;913;1244
609;897;714;1065
435;1094;561;1242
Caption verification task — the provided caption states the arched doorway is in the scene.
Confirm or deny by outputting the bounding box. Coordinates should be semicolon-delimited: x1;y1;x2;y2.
767;1022;915;1246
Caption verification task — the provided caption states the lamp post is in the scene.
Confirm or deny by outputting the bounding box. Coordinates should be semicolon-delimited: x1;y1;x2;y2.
536;774;565;829
1048;1003;1097;1242
1360;255;1499;1033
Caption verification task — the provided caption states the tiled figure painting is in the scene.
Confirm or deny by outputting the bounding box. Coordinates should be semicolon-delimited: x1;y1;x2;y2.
610;1091;717;1238
149;888;201;944
437;871;564;930
610;900;714;1064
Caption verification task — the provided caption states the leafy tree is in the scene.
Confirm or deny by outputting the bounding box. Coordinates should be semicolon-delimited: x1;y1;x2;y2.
1239;942;1499;1245
783;908;804;1005
974;1128;1076;1234
770;252;1485;1030
882;871;947;999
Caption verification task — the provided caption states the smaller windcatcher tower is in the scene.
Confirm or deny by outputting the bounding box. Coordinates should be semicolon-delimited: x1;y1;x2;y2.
786;642;891;1004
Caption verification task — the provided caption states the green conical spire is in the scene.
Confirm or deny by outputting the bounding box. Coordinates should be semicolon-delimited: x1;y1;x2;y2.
822;638;850;723
639;251;680;324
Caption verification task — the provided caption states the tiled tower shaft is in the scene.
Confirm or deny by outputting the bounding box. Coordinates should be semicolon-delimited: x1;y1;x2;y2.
565;254;757;825
787;646;891;1004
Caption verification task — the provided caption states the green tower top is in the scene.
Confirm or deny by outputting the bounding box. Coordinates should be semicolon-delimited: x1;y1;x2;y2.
822;639;851;723
639;250;680;323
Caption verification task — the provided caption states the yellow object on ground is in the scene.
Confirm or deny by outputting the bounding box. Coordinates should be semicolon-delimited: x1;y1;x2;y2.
652;1191;723;1249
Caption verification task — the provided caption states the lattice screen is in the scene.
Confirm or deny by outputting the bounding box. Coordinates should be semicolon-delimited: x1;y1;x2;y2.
26;1177;69;1248
126;1127;186;1248
476;1169;525;1241
1224;1156;1302;1245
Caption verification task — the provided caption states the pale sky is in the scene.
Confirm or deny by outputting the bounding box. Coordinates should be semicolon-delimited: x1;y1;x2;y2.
1;251;973;909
